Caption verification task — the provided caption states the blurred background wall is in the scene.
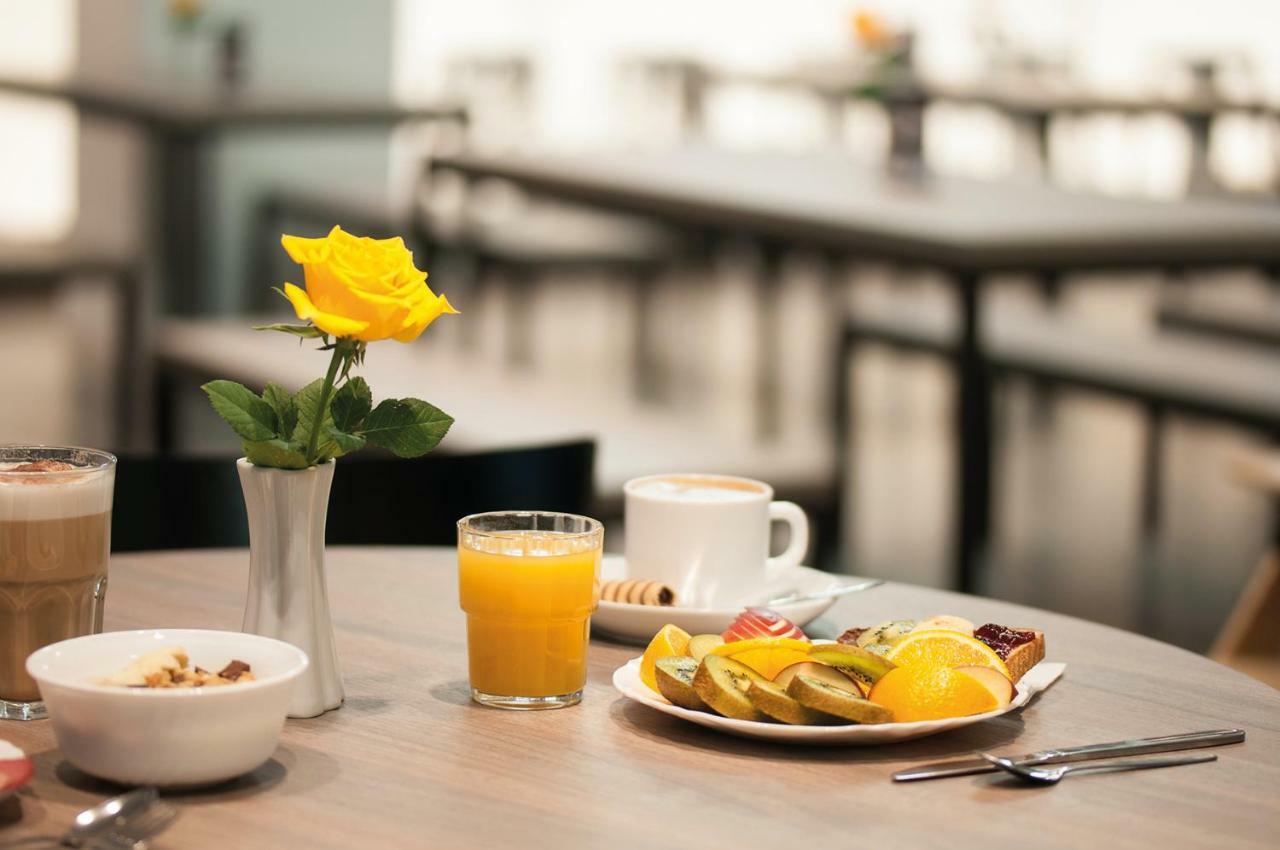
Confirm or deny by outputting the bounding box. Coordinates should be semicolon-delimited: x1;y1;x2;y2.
0;0;1277;660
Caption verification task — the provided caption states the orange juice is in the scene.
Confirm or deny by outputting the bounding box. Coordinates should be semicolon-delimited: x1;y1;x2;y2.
458;529;601;701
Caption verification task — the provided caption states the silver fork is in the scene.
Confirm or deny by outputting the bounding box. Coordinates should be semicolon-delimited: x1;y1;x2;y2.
977;751;1217;784
89;799;179;850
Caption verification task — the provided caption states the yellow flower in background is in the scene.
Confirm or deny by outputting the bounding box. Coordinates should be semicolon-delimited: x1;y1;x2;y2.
852;9;893;51
281;225;458;343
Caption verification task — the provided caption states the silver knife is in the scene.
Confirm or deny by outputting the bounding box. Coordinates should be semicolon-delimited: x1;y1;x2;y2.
893;729;1245;782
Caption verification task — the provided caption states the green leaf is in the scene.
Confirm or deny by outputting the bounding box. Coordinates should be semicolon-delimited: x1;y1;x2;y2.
293;377;337;460
202;380;277;442
252;323;323;338
324;426;366;457
261;382;297;437
243;439;310;470
331;377;372;432
362;398;453;458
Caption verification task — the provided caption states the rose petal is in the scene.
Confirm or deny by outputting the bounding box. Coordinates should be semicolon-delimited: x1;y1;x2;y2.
280;234;331;264
392;293;457;342
282;283;370;338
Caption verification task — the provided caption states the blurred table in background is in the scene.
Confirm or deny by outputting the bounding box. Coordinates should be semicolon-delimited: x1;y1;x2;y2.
431;147;1280;589
153;320;834;517
664;60;1280;191
0;76;468;315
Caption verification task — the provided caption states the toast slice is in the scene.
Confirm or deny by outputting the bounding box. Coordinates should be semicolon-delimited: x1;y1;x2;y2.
1003;630;1045;683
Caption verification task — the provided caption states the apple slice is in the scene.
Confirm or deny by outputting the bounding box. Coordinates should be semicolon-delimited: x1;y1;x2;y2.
772;661;866;697
687;633;726;661
954;664;1014;707
722;608;806;642
806;643;896;689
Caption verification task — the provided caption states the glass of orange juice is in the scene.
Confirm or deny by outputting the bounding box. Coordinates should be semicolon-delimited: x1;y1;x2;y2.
458;511;603;709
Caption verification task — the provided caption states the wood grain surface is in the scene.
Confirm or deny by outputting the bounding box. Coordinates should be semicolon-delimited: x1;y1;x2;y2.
2;547;1277;849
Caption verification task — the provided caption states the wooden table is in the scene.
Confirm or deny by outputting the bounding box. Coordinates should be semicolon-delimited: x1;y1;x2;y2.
3;547;1278;849
430;148;1280;591
0;76;467;315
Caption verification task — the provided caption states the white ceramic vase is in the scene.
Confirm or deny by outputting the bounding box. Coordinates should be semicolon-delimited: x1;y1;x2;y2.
236;458;344;718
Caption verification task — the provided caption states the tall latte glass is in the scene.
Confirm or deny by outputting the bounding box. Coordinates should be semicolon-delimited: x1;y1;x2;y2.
0;446;115;720
458;512;602;710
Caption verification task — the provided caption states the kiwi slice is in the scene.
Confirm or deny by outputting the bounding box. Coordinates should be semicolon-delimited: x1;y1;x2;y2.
787;674;892;724
693;655;768;721
687;634;725;662
772;661;864;696
655;656;708;711
807;643;896;689
855;619;917;648
746;679;837;725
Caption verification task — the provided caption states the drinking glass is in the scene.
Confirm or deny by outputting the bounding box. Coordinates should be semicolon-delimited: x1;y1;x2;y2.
457;511;603;709
0;446;115;720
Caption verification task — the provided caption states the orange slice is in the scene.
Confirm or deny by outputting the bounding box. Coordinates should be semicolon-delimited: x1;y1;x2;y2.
640;624;691;693
884;630;1011;678
709;637;812;680
867;665;1000;722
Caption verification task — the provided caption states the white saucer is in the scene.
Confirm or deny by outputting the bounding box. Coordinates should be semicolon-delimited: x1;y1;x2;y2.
591;554;877;644
612;658;1065;745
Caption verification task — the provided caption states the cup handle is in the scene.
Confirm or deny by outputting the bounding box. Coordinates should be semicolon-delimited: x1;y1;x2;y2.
766;501;809;575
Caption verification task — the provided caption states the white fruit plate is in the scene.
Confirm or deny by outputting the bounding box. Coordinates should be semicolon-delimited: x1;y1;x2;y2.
592;554;878;644
612;658;1065;745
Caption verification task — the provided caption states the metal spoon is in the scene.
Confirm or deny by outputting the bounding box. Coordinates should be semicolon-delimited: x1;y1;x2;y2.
759;578;883;607
63;788;161;847
977;751;1217;785
99;796;178;849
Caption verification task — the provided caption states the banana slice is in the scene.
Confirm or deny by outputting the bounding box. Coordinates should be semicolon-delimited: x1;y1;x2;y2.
911;615;975;636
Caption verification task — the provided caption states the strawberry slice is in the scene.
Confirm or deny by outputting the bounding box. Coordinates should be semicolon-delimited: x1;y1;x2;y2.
722;607;806;642
0;748;34;795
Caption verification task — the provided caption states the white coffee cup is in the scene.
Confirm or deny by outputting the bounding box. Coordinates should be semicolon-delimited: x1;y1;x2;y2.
623;473;809;607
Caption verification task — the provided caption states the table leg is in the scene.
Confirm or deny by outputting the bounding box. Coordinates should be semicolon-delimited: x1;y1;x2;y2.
954;271;991;593
834;325;857;573
1185;114;1216;196
1137;404;1167;635
113;267;141;449
159;129;204;316
630;270;660;402
756;244;785;438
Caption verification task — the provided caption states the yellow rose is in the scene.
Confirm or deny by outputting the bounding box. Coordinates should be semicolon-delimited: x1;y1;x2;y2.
280;225;457;343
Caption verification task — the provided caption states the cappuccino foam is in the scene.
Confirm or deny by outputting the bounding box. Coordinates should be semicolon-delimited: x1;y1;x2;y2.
0;462;114;521
631;476;764;503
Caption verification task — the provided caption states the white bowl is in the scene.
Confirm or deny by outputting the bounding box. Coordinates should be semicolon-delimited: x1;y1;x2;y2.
27;629;308;787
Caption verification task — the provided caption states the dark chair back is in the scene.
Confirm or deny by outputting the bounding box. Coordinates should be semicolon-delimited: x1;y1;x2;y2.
112;440;596;552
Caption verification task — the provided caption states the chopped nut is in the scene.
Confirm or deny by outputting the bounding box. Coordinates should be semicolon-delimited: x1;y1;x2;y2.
218;660;251;681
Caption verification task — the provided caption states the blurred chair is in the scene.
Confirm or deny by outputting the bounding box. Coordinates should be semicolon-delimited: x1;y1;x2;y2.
111;440;595;552
1211;449;1280;689
1157;285;1280;352
835;294;1280;591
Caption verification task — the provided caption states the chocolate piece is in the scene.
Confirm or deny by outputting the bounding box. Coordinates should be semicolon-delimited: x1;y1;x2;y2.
218;660;251;681
973;623;1036;660
836;627;867;645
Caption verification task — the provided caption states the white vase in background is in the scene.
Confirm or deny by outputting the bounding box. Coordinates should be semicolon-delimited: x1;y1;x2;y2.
236;458;344;718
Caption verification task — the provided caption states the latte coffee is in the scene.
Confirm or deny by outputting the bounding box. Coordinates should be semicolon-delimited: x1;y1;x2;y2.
0;448;114;717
